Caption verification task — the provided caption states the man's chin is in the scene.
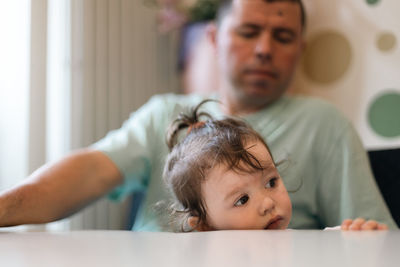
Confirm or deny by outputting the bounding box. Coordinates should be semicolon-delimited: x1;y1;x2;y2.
241;83;286;104
234;95;274;112
241;88;276;105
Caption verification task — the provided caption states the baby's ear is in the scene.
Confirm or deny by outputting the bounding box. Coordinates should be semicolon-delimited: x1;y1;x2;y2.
187;216;211;231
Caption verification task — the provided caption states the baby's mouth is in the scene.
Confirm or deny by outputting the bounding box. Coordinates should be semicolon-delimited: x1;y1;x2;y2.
264;216;283;230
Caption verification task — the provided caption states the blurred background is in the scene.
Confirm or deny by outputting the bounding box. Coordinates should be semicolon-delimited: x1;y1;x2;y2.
0;0;399;230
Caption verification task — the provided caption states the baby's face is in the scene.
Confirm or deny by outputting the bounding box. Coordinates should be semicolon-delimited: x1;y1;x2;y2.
201;140;292;230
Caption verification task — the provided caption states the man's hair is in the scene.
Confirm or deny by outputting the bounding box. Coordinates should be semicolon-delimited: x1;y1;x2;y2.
162;100;274;231
217;0;306;31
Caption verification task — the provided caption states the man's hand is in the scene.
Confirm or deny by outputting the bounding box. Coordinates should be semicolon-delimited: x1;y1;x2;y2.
341;218;388;231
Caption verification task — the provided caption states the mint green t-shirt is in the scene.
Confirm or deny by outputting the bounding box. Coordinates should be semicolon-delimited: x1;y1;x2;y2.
93;94;397;231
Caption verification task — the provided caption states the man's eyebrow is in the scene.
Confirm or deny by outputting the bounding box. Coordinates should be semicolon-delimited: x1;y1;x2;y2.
274;27;296;34
237;23;262;30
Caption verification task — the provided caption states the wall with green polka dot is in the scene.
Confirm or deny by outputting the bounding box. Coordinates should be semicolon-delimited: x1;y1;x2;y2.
368;92;400;138
292;0;400;150
366;0;380;6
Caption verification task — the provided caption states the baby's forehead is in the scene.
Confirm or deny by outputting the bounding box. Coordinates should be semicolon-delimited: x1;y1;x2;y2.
245;139;275;159
218;156;276;175
204;160;278;194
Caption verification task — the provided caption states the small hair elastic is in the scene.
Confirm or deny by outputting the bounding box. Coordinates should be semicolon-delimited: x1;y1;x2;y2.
187;121;206;134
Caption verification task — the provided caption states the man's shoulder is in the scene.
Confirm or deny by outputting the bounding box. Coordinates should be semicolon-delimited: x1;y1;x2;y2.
287;95;338;112
131;93;214;127
144;93;207;112
285;96;356;144
286;95;347;122
148;93;206;105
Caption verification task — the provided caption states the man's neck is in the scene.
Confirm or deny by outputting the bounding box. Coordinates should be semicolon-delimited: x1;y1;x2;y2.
219;93;271;116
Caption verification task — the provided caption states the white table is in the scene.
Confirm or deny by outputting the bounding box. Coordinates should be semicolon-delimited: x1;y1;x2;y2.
1;230;399;267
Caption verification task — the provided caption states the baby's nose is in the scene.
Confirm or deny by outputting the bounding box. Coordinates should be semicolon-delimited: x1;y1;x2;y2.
259;195;274;216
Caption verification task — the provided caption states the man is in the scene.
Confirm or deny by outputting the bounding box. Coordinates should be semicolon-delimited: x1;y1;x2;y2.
0;0;396;230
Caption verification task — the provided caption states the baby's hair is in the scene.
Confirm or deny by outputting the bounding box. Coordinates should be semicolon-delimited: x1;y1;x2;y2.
163;100;276;232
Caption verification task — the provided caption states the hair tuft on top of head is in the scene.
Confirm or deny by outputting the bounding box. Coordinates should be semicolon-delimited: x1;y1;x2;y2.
166;99;216;150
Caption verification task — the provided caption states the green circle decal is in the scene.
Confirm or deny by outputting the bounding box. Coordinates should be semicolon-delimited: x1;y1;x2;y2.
368;92;400;138
366;0;380;5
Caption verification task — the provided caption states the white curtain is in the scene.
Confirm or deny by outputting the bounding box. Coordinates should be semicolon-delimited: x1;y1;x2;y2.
0;0;180;231
0;1;30;191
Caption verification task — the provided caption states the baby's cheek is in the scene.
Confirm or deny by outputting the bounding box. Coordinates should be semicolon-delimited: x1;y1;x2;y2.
281;191;292;215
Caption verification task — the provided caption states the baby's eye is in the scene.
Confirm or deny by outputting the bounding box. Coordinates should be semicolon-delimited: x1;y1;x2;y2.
234;195;249;207
265;177;278;188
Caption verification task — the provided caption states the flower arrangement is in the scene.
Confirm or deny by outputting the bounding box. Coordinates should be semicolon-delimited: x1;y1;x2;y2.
145;0;219;33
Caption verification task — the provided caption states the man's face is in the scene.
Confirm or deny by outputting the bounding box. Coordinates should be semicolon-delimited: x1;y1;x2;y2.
215;0;304;112
200;140;292;230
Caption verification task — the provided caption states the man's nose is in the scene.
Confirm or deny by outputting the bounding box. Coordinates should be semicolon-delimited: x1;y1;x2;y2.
255;32;273;63
258;195;274;216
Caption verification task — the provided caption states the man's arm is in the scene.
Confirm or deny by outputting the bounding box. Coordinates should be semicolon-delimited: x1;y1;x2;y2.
0;149;123;227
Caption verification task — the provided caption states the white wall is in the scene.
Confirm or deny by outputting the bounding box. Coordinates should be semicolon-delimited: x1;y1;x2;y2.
293;0;400;150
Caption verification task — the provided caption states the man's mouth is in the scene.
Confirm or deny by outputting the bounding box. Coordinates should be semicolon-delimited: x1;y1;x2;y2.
264;216;283;230
244;69;279;80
